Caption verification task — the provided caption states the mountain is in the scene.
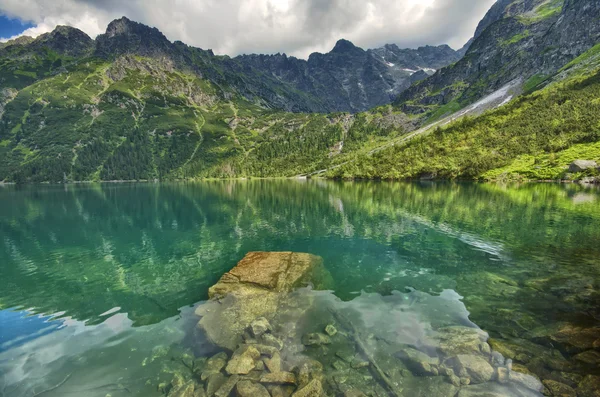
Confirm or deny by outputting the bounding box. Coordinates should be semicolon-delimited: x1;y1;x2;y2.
235;40;460;112
0;0;599;184
0;17;459;114
395;0;600;118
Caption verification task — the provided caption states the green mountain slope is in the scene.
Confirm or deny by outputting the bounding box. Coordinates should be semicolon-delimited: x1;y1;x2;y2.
0;54;416;182
328;49;600;181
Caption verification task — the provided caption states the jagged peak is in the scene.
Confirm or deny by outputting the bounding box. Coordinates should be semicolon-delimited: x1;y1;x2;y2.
331;39;363;53
0;36;34;48
37;25;92;42
104;16;168;41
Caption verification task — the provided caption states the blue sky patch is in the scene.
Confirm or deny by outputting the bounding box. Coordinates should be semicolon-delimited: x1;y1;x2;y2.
0;15;34;39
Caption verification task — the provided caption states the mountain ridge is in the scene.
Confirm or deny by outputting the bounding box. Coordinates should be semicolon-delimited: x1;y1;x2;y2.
1;16;461;113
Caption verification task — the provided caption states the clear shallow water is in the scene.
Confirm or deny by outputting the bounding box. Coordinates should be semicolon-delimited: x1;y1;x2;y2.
0;181;599;396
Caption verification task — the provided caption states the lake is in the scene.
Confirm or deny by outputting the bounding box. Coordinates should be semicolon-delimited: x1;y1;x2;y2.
0;181;599;397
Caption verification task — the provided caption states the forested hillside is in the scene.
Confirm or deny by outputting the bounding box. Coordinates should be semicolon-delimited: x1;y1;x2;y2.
329;46;600;181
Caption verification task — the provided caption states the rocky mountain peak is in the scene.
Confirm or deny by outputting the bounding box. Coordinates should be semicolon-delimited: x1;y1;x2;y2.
331;39;363;54
30;25;94;57
96;17;174;59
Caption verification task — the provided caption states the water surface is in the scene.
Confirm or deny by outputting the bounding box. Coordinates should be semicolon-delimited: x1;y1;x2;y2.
0;181;599;396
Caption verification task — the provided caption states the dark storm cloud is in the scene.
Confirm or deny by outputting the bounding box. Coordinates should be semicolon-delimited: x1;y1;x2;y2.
0;0;496;57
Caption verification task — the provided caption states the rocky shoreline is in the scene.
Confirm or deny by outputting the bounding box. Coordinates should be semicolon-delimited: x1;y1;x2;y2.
149;251;592;397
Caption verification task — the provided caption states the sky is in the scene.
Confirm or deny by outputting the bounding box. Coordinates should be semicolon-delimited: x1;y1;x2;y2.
0;0;497;58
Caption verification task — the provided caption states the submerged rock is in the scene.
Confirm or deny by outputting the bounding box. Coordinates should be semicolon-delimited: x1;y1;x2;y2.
249;317;272;338
168;381;196;397
434;326;490;356
236;380;270;397
196;252;325;350
446;354;495;384
577;375;600;397
291;379;324;397
225;346;260;375
542;380;576;397
260;371;297;385
302;333;331;346
214;375;239;397
397;347;440;375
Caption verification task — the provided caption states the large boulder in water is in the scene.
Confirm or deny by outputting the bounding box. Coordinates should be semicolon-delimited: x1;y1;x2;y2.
196;252;327;350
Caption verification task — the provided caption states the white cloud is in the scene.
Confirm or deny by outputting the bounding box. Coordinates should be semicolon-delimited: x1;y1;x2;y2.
0;0;496;58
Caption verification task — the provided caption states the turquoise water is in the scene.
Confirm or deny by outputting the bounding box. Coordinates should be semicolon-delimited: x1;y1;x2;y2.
0;181;599;396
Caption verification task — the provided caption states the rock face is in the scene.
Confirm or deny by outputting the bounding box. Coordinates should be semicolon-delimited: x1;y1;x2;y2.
569;160;598;172
196;252;326;350
236;41;461;112
395;0;600;115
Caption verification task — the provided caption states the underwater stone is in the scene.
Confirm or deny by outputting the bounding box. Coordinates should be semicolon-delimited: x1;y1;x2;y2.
293;359;323;388
399;376;459;397
291;379;324;397
577;375;600;397
491;351;504;366
527;324;600;353
255;360;265;371
262;333;284;350
226;346;260;375
260;371;297;385
194;386;207;397
434;326;489;356
264;352;282;373
325;324;338;336
350;359;369;369
332;360;347;370
510;370;543;392
497;367;509;383
197;252;324;350
344;390;367;397
302;333;331;346
446;354;494;384
573;350;600;365
254;344;279;357
335;346;356;363
236;380;270;397
542;380;576;397
250;317;272;337
206;373;226;396
397;347;440;376
458;383;539;397
214;375;240;397
168;381;196;397
449;374;461;387
171;373;186;390
201;352;228;381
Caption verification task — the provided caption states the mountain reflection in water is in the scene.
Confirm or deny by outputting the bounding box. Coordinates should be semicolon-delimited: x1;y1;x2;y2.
0;181;598;396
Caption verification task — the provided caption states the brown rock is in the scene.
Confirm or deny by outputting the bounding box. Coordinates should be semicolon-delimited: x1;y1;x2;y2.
264;352;282;373
344;390;367;397
573;350;600;365
225;346;260;375
236;380;270;397
197;252;323;350
542;380;576;397
214;375;239;397
291;379;324;397
578;375;600;397
260;371;297;385
446;354;494;384
209;252;323;297
206;373;226;396
169;381;196;397
201;352;228;381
